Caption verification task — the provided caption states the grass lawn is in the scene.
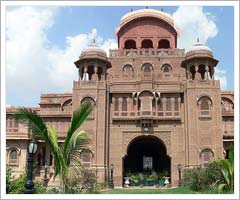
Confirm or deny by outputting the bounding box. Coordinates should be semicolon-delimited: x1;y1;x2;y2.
88;187;197;194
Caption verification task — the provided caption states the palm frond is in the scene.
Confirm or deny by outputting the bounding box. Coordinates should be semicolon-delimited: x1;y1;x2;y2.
65;130;92;167
218;183;227;193
63;101;92;155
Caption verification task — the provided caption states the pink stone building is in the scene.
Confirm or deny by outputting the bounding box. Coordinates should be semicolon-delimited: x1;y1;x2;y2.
6;9;234;187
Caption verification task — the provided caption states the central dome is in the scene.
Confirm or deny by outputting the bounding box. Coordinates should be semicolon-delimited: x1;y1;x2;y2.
120;8;174;27
80;43;107;60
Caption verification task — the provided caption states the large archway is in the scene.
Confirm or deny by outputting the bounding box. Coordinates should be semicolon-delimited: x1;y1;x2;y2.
123;136;170;176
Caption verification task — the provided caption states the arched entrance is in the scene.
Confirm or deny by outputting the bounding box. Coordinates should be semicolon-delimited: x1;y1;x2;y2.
123;136;170;176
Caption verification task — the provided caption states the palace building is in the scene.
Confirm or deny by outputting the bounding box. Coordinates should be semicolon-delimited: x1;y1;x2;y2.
6;8;234;187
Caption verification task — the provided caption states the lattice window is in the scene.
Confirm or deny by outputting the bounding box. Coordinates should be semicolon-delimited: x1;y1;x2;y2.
114;98;118;111
198;96;212;116
174;98;179;111
200;149;214;168
166;98;171;111
122;97;127;112
8;149;19;166
161;64;172;73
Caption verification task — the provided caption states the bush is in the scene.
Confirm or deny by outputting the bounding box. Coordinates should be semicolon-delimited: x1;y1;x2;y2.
182;160;224;192
6;165;47;194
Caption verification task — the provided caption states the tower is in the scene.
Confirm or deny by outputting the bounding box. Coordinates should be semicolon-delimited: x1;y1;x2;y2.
181;42;223;168
73;42;111;182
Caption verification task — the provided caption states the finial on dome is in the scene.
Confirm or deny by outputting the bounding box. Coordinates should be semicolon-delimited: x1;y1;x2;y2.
197;38;200;43
146;6;148;9
92;38;96;45
131;8;133;12
161;8;163;11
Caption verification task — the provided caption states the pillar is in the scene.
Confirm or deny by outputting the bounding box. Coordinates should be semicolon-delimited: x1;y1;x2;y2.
205;66;209;80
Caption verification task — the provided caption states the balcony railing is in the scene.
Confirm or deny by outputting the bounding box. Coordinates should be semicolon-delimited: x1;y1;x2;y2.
112;110;180;120
109;48;185;58
39;108;72;116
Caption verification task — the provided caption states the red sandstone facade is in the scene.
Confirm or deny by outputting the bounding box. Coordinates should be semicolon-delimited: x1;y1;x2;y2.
6;9;234;187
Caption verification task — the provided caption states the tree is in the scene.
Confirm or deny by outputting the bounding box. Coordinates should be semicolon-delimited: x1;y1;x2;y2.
218;144;234;193
15;101;93;192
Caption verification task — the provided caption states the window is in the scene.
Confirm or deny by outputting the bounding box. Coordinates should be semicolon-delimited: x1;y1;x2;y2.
80;151;92;168
143;156;153;170
221;98;234;111
122;97;127;112
124;40;136;49
174;98;179;111
9;149;19;165
158;39;170;49
198;96;212;117
200;149;214;168
123;64;134;75
81;97;95;119
161;64;172;73
114;98;118;111
166;98;171;111
141;63;153;73
141;39;153;48
62;99;72;112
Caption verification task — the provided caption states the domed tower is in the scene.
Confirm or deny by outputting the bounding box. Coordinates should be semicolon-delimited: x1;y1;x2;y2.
181;41;223;169
74;42;111;81
72;42;112;183
181;42;218;80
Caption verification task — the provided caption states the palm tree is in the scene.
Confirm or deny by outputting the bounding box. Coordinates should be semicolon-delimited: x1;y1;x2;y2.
218;144;234;193
15;101;93;192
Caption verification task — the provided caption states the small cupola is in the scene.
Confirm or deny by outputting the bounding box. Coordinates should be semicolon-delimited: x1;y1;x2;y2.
74;40;112;81
181;39;218;80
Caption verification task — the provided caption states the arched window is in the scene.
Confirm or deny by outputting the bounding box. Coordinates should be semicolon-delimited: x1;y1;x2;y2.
200;149;214;168
141;63;153;73
87;65;94;80
80;151;92;168
123;64;134;75
198;96;212;117
161;64;172;73
9;149;19;165
198;64;206;80
158;39;170;49
221;97;234;111
62;99;72;112
141;39;153;48
124;40;136;49
81;97;95;119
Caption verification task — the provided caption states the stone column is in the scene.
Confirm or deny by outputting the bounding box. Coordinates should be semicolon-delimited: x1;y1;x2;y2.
149;96;153;112
162;97;166;113
78;67;82;81
195;65;200;80
127;97;131;115
112;97;116;117
118;97;123;113
93;65;98;81
205;66;209;80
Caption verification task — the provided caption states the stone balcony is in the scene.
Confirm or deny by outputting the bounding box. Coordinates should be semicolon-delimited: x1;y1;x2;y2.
112;110;181;121
109;48;185;58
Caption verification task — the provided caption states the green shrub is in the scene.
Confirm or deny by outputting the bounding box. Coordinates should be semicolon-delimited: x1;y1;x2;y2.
46;187;59;194
182;160;224;192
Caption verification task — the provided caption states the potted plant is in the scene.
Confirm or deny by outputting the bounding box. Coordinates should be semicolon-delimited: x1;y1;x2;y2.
139;173;144;187
150;171;158;186
124;172;131;187
158;172;165;187
130;173;140;187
